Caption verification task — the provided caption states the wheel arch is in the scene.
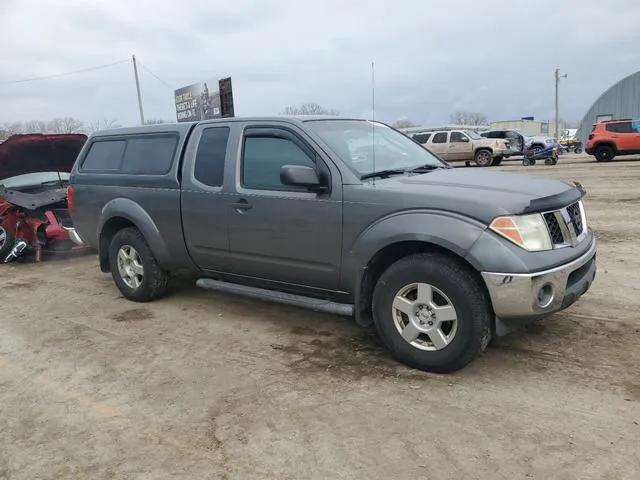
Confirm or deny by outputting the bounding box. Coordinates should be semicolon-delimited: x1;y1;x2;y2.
347;212;490;327
97;198;171;273
355;239;493;328
593;141;617;153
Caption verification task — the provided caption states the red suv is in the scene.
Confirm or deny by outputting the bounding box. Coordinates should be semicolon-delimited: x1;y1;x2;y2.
586;119;640;162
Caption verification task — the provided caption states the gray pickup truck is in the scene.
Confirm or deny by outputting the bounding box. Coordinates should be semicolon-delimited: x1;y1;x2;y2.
69;117;597;373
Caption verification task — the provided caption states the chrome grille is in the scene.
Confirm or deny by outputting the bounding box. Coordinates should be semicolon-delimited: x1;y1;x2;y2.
543;212;564;244
543;201;585;247
566;202;583;235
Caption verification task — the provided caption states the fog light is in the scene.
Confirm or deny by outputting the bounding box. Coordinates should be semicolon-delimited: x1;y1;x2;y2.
538;284;554;308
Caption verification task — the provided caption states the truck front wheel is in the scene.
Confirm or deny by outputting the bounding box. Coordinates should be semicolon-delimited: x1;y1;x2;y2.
108;227;170;302
372;253;491;373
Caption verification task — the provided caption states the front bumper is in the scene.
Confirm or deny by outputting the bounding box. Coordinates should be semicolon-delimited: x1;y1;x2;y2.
481;238;597;322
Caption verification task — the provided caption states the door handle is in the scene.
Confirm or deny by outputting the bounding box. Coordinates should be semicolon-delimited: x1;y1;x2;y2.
231;198;252;212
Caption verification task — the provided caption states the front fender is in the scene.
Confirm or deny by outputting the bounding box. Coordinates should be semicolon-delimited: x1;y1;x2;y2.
98;197;171;269
344;210;488;285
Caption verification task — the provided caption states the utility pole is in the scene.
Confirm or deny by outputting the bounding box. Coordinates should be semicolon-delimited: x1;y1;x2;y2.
555;67;567;140
132;54;145;125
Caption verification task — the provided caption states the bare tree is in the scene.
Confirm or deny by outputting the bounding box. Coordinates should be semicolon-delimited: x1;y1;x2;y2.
47;117;85;134
449;111;488;126
2;121;25;135
23;120;48;133
392;119;417;129
281;102;339;116
84;119;121;134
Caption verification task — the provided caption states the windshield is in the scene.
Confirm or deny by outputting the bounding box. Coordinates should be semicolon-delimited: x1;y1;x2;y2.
465;130;482;140
0;171;70;189
305;120;446;176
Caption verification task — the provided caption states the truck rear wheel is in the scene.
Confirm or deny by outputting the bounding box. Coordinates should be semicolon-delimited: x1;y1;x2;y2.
108;227;169;302
371;253;491;373
594;145;614;162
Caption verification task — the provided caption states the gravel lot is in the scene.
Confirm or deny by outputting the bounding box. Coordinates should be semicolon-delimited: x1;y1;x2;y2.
1;154;639;480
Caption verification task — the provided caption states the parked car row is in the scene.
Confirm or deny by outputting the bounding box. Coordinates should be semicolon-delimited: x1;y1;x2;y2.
409;129;509;167
406;127;557;167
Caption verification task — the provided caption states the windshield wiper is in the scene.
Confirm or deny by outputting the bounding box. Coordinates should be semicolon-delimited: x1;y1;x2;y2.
360;168;409;180
408;164;449;173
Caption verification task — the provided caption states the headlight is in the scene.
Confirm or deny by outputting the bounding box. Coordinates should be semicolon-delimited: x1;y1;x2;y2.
489;213;552;251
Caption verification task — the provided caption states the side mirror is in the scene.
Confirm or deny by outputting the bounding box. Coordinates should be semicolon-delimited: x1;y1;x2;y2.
460;136;470;142
280;165;327;191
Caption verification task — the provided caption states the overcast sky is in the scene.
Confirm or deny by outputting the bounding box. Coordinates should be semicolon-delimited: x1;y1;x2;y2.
1;0;639;128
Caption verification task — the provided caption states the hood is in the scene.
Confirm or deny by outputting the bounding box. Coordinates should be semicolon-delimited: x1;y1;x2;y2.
356;168;581;224
0;133;87;181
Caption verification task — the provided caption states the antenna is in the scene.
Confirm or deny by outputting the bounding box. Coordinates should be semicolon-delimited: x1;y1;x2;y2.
371;61;376;185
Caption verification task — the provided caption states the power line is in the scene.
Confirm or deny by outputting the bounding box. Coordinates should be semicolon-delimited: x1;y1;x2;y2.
138;62;175;91
0;59;130;85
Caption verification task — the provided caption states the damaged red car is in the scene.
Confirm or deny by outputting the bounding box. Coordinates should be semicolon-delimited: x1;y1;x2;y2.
0;133;88;262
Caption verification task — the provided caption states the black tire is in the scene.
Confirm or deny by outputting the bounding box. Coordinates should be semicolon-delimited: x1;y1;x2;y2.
108;227;170;302
474;149;493;167
491;156;503;166
594;145;614;162
371;253;492;374
530;159;536;166
0;225;15;260
522;158;530;166
530;144;544;153
545;158;554;165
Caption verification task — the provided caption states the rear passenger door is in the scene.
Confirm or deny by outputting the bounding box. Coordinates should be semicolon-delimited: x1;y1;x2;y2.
180;124;233;271
225;123;343;291
429;132;449;159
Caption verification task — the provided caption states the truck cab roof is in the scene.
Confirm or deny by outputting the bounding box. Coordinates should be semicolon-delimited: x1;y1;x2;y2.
91;116;373;138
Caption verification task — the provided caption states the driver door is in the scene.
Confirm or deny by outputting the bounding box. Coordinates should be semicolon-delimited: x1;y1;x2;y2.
505;131;524;153
225;124;343;291
429;132;449;159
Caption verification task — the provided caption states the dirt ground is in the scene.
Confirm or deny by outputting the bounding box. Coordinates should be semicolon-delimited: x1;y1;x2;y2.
1;153;639;480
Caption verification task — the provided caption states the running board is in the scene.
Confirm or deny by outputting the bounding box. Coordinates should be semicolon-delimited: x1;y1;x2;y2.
195;278;354;317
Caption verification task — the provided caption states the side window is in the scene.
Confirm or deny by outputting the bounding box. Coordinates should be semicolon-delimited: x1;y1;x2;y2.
242;135;315;191
450;132;468;143
412;133;431;144
121;136;178;174
81;140;126;171
606;122;633;133
505;131;519;140
432;132;447;144
194;127;230;187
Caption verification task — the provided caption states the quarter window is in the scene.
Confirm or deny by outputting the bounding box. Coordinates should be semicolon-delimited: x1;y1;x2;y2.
605;122;633;133
412;133;431;144
194;127;230;187
242;135;315;190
